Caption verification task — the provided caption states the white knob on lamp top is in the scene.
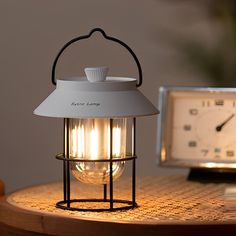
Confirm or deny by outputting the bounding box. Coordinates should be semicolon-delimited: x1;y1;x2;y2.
84;67;109;82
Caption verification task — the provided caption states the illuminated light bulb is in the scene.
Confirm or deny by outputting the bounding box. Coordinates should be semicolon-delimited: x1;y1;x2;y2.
90;128;98;159
70;118;126;184
71;125;85;157
113;126;121;157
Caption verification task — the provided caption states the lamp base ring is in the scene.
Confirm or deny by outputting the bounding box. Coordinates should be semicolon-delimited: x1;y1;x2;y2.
56;199;138;212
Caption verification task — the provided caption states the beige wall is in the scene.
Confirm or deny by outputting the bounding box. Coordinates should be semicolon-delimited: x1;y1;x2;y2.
0;0;213;193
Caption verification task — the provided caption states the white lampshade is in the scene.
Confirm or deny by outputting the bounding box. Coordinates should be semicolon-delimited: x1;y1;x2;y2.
34;76;158;118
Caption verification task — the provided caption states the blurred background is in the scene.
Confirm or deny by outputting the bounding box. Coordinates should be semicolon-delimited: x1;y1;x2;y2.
0;0;235;193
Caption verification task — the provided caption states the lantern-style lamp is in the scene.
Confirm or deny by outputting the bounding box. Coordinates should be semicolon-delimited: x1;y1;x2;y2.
34;28;159;211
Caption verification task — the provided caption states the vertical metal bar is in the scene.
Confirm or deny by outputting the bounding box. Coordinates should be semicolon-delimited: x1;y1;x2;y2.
103;184;107;201
109;119;113;209
65;118;71;208
132;117;136;206
63;119;67;202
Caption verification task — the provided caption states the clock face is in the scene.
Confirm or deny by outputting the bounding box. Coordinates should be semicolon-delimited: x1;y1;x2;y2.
158;87;236;169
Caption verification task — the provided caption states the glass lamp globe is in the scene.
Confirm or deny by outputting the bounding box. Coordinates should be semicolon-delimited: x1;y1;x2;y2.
69;118;127;184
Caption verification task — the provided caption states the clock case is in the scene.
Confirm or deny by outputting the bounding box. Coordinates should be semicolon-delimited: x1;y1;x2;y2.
157;86;236;182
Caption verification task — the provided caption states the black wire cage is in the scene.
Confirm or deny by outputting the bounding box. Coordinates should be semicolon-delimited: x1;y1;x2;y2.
55;118;137;212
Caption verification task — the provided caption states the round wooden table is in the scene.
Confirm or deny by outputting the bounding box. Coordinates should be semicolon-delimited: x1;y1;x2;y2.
0;176;235;236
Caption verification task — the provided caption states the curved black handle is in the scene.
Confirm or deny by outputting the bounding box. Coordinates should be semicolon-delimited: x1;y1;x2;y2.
51;28;142;87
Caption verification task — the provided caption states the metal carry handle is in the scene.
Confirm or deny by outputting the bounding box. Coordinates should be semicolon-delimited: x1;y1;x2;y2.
51;28;143;87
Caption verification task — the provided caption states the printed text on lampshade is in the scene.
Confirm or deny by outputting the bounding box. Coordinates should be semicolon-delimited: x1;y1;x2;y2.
69;118;127;184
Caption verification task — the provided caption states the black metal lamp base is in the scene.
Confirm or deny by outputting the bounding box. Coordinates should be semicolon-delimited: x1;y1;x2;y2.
188;168;236;183
56;199;137;212
57;118;137;212
56;154;137;212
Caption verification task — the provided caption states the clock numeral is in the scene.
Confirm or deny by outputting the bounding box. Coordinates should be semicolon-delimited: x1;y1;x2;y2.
214;149;221;158
226;150;234;157
201;149;209;157
183;124;191;131
202;100;210;107
188;141;197;147
189;109;198;115
214;148;221;153
215;99;224;106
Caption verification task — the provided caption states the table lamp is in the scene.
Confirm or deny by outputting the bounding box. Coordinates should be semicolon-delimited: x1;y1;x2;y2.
34;28;159;211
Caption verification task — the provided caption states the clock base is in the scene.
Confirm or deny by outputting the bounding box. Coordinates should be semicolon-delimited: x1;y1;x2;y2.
188;168;236;183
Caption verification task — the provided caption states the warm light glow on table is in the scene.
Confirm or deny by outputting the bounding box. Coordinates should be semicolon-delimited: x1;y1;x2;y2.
5;176;235;222
1;176;235;236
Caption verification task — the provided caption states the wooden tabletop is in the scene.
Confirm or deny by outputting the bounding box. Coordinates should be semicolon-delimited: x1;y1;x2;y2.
0;176;236;236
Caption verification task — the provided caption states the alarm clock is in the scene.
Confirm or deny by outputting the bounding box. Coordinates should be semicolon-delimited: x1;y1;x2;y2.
157;86;236;177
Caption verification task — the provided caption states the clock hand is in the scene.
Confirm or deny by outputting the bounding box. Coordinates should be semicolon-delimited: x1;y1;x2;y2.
216;114;235;132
